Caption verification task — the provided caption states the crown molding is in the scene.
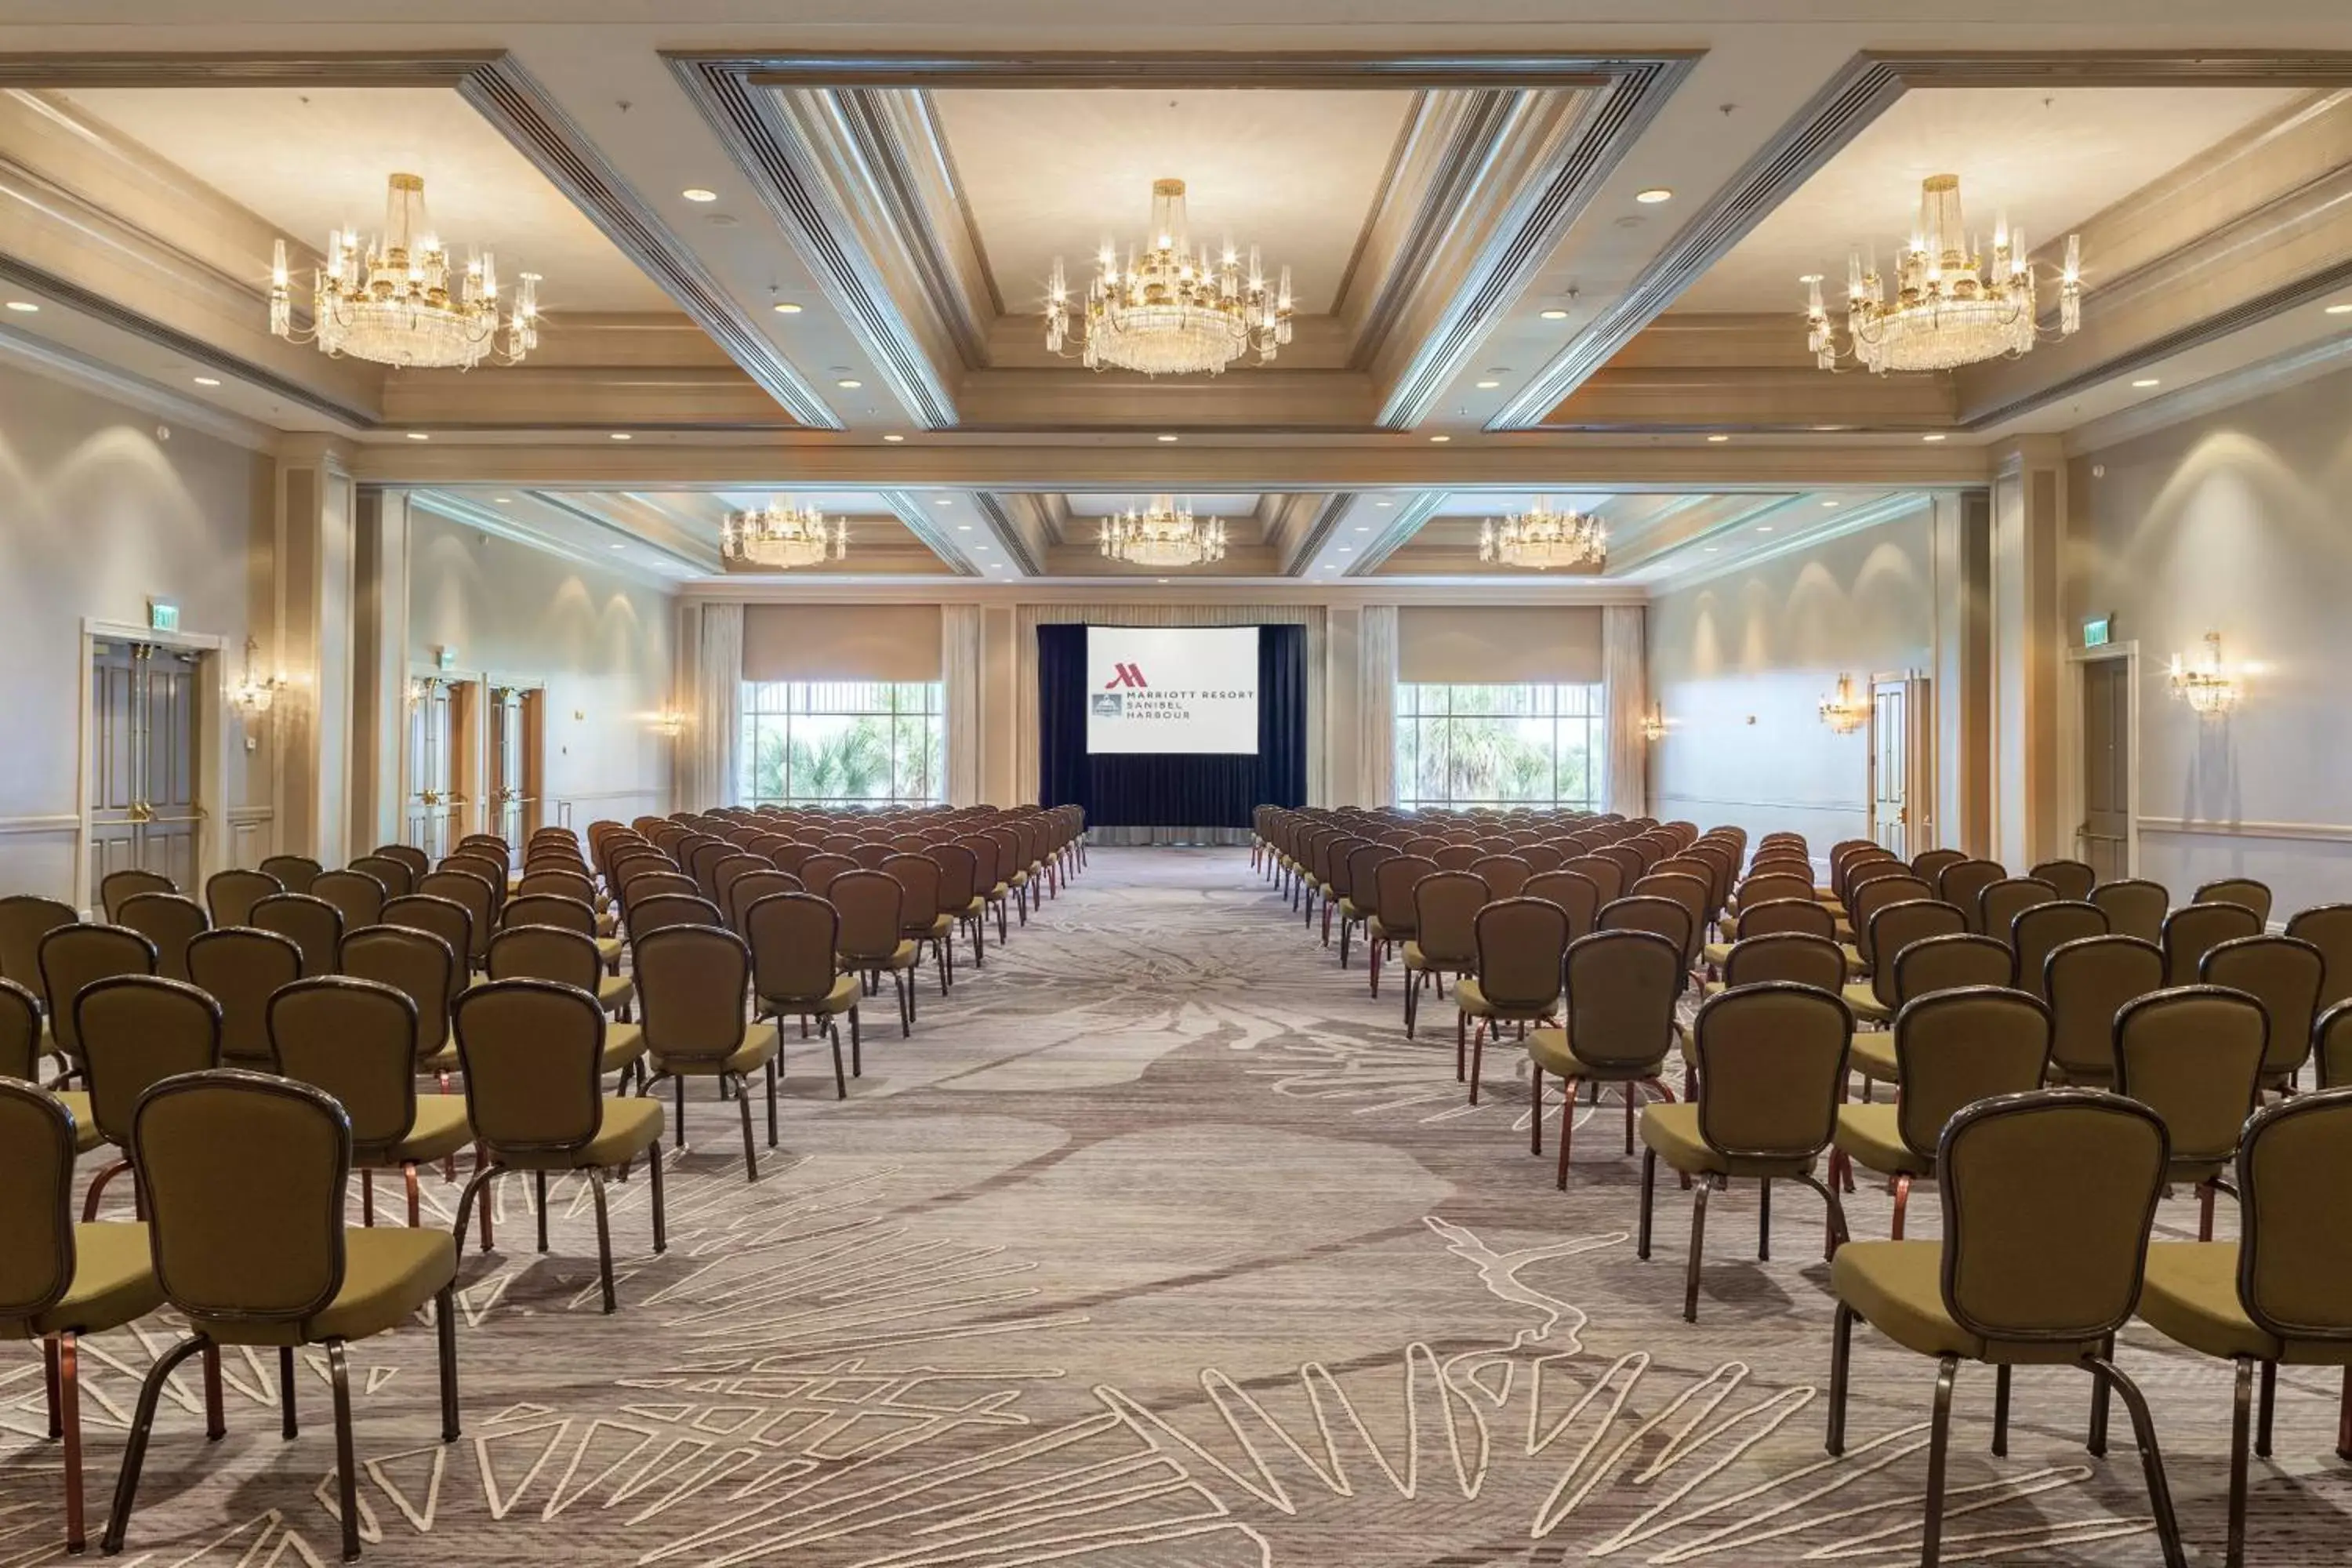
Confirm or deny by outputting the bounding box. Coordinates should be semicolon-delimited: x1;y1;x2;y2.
0;321;281;452
407;487;696;589
1492;49;2352;433
882;488;987;576
1635;491;1933;593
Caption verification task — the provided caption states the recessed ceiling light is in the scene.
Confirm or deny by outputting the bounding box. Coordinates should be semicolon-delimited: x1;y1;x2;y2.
2131;377;2161;388
1821;499;1839;507
2326;303;2352;316
883;434;905;442
1635;187;1674;205
1756;525;1774;534
1475;379;1501;389
192;376;221;387
1539;308;1570;320
1707;434;1730;443
1922;433;1947;443
1339;546;1352;554
611;432;633;441
1374;499;1392;507
933;496;953;506
1429;434;1451;443
956;524;971;531
1156;578;1169;584
1704;546;1720;553
772;302;803;314
1799;273;1823;285
836;379;862;389
1156;434;1179;442
405;431;430;441
493;496;513;504
608;543;625;550
1355;525;1371;532
681;188;718;203
3;300;38;313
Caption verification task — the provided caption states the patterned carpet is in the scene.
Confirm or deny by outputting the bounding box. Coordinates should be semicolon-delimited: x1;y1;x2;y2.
5;847;2347;1566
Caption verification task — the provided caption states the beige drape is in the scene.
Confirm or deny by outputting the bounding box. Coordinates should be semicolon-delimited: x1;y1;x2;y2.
1014;603;1327;810
941;604;983;807
1356;604;1398;808
680;601;742;811
1602;603;1649;818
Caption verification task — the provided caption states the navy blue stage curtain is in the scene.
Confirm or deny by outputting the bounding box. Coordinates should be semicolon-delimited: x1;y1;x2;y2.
1036;623;1307;829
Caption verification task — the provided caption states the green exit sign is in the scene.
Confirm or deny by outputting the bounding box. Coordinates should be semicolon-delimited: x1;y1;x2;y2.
436;645;457;670
147;599;180;633
2083;615;2112;648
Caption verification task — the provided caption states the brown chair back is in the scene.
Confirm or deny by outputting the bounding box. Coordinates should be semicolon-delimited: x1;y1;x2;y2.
268;977;419;1159
452;981;605;1156
1910;848;1965;887
726;870;803;932
1370;855;1438;940
881;854;945;935
1849;875;1934;966
76;974;222;1146
1693;983;1853;1162
1412;872;1489;967
1893;933;2016;1006
2010;900;2108;1000
2202;934;2325;1084
0;1077;77;1322
350;854;415;899
516;867;595;907
1562;930;1682;1073
0;976;40;1082
252;892;343;977
2161;901;2262;985
1521;871;1600;941
800;853;858;897
2234;1089;2352;1348
2114;986;2267;1174
116;892;208;982
341;923;458;1065
1976;877;2056;946
186;926;303;1066
501;892;596;938
0;895;78;989
2195;877;2274;927
1563;855;1624;905
38;924;157;1063
1598;896;1693;983
1734;897;1834;942
2029;859;2097;902
1865;899;1967;1007
205;867;282;928
256;855;322;898
1721;931;1846;992
634;926;753;1067
746;893;843;1008
100;867;176;922
312;869;387;933
1471;898;1569;1014
829;870;906;964
2317;1001;2352;1090
2286;904;2352;1010
488;924;604;992
1892;987;2051;1159
1467;855;1533;900
2091;879;2169;945
1629;873;1708;965
2044;934;2164;1083
1737;872;1815;911
416;870;495;966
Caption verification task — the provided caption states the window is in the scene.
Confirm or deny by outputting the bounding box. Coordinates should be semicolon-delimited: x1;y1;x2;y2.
1395;683;1604;810
740;681;945;807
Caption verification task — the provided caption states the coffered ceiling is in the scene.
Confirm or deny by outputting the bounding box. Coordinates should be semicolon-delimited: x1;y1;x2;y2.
0;2;2348;593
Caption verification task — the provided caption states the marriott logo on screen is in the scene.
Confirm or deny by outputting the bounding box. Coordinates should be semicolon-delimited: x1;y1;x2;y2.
1103;663;1149;690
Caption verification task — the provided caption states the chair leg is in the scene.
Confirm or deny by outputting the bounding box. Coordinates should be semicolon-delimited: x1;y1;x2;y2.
279;1345;299;1439
2088;1331;2113;1456
103;1334;207;1555
1682;1178;1710;1323
81;1157;129;1222
452;1165;501;1258
326;1341;360;1563
1457;1005;1467;1081
1623;1082;1636;1156
432;1285;462;1443
2257;1359;2276;1458
1555;1077;1577;1189
2084;1352;2189;1568
1759;1177;1773;1261
850;1008;863;1076
2228;1357;2252;1568
895;971;911;1037
589;1169;617;1314
1638;1149;1656;1259
1404;970;1418;1037
674;1073;688;1150
649;1138;667;1253
42;1334;60;1439
405;1163;422;1228
57;1332;85;1553
535;1171;550;1254
1993;1363;2011;1457
2200;1180;2217;1243
1891;1174;1912;1240
1793;1170;1849;1261
202;1341;225;1440
733;1072;760;1181
905;964;919;1027
1826;1302;1855;1454
1922;1355;1959;1568
765;1054;779;1148
826;1020;848;1099
1468;1025;1485;1105
361;1168;376;1227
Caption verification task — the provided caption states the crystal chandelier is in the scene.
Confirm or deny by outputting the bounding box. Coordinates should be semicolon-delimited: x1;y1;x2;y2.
1479;499;1606;571
270;173;541;369
1806;174;2081;374
1099;496;1227;568
720;500;846;570
1047;179;1293;376
2168;632;2243;718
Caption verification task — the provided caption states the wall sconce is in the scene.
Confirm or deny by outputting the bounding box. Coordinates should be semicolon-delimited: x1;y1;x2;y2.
406;677;434;710
1639;706;1668;742
1818;672;1868;735
651;708;688;738
2168;632;2243;718
226;637;284;720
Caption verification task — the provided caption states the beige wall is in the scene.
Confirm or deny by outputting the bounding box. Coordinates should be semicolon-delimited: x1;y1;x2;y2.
2069;361;2352;915
1647;505;1936;858
407;512;674;836
0;361;271;899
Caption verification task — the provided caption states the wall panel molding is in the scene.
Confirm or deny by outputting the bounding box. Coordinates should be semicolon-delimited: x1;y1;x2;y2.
2140;815;2352;845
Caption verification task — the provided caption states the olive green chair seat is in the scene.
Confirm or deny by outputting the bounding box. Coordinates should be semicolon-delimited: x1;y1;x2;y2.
601;1021;647;1076
56;1090;106;1154
2;1221;162;1341
1848;1029;1897;1079
385;1096;474;1170
1401;940;1472;975
1700;940;1733;967
1454;975;1557;1022
495;1096;664;1174
1336;895;1368;923
1833;1104;1934;1176
598;972;636;1015
792;972;862;1018
596;934;624;966
1528;1025;1664;1084
1641;1102;1818;1180
1831;1240;2103;1364
849;938;919;972
647;1023;779;1080
1842;982;1893;1026
420;1036;460;1074
194;1227;458;1349
2138;1242;2352;1367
